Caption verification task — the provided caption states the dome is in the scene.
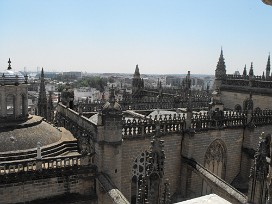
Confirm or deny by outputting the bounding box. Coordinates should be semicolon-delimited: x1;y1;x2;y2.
0;115;63;152
0;70;25;85
0;58;26;85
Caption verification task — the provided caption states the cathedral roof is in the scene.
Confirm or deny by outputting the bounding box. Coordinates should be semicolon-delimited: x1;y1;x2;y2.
0;115;64;152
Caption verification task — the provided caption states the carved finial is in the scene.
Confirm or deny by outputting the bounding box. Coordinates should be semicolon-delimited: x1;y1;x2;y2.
7;58;12;70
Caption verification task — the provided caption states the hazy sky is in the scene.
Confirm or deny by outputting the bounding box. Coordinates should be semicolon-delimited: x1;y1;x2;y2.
0;0;271;75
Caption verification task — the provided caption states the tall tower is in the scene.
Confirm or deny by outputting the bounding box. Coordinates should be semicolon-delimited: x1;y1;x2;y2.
214;48;227;90
38;68;47;119
266;54;271;80
132;64;144;96
96;86;123;203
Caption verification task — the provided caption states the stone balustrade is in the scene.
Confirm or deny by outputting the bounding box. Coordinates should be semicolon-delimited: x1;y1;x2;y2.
122;114;186;138
122;111;248;137
56;103;272;140
0;155;81;175
191;111;246;130
252;109;272;125
223;74;272;88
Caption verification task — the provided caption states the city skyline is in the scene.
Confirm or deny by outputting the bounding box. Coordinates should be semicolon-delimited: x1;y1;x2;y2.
0;0;271;75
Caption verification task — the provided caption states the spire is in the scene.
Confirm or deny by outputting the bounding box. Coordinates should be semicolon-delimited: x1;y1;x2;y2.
134;64;140;79
38;67;48;119
243;65;247;76
41;67;44;77
249;62;254;76
267;53;271;72
7;58;12;70
215;48;226;79
132;64;144;97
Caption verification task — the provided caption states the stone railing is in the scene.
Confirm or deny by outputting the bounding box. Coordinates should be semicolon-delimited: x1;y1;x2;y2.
56;103;97;139
191;111;246;130
0;155;81;175
226;74;248;80
223;74;272;88
223;79;249;87
252;110;272;126
75;97;210;112
122;114;186;138
122;111;248;137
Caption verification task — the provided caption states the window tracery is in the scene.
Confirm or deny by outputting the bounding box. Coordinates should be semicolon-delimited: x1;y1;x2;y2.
202;139;226;195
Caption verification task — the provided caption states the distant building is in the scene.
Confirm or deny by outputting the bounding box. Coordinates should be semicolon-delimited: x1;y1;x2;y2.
63;71;82;79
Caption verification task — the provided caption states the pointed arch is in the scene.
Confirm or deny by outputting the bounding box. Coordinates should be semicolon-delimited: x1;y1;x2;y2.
202;139;227;195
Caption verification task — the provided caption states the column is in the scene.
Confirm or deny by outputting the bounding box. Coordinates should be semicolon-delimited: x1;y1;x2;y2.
2;90;7;117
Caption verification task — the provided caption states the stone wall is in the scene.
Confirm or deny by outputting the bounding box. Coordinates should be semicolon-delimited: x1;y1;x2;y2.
120;134;182;203
221;90;272;110
0;168;96;204
243;125;272;150
182;128;244;198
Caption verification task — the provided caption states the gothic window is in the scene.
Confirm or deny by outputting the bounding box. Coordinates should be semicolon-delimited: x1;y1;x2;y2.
202;139;226;195
6;94;15;117
131;151;149;203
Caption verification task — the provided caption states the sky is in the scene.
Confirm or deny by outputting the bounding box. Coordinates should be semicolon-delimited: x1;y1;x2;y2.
0;0;271;75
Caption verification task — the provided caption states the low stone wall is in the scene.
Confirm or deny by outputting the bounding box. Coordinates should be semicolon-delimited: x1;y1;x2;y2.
0;166;96;204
